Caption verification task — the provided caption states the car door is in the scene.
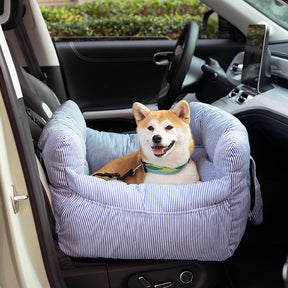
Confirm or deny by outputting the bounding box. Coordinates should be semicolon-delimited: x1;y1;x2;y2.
53;37;243;131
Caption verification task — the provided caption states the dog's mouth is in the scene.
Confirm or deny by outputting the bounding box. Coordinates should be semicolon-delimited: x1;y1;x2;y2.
152;141;175;157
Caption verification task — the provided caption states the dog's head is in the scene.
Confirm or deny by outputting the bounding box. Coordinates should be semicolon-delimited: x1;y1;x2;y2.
133;100;194;166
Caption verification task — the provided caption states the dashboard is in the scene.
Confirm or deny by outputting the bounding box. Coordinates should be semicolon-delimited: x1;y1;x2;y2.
213;41;288;119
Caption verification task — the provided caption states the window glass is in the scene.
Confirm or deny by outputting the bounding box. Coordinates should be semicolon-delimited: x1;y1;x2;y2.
39;0;219;40
244;0;288;30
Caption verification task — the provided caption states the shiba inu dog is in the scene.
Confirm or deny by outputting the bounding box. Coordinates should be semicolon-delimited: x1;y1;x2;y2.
93;100;200;184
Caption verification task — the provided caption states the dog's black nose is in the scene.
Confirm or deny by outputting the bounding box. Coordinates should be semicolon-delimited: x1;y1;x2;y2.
152;135;162;144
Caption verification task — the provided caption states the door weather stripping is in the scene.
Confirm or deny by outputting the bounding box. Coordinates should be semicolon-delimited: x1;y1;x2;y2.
10;185;29;214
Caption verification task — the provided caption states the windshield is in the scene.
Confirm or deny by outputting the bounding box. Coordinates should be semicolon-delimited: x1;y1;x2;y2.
244;0;288;30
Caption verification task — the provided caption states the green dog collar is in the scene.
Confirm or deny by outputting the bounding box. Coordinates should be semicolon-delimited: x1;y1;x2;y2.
141;160;189;175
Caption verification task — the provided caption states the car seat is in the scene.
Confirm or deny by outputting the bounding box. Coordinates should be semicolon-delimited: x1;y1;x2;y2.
2;0;61;142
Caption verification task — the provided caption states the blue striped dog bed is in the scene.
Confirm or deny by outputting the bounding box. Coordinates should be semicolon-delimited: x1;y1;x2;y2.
38;100;262;260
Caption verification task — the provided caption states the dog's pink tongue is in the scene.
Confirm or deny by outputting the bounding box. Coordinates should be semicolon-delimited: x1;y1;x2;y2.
153;146;165;156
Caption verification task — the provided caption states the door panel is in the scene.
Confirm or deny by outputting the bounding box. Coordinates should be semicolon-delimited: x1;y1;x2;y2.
55;40;174;111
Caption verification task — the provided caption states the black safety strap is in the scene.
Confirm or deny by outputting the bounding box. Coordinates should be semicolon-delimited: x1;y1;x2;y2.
92;163;142;181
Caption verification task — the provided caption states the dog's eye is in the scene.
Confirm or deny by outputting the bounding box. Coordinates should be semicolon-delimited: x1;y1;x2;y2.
165;125;173;130
147;126;154;131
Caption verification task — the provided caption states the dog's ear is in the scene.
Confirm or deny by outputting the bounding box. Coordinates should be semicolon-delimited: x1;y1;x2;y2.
133;102;150;123
172;100;190;124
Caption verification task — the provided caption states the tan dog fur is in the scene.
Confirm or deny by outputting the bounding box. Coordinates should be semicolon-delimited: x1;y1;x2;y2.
93;100;200;184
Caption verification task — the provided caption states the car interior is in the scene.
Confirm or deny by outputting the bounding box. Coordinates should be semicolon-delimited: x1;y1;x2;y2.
1;0;288;287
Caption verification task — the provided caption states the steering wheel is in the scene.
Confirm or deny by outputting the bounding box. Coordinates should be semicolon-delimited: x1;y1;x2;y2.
158;21;199;110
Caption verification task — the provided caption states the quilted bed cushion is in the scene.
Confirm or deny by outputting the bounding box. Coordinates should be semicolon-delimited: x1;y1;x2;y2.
38;100;262;260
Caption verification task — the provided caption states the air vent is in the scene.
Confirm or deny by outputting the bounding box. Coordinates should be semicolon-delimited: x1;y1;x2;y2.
236;91;254;104
228;87;242;98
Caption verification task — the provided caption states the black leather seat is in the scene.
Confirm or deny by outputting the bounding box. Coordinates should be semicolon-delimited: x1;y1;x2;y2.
2;0;60;142
14;59;60;142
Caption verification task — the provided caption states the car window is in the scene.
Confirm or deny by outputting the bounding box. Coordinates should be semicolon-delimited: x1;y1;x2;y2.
244;0;288;30
39;0;221;40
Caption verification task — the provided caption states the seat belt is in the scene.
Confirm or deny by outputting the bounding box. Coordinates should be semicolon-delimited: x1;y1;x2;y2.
35;155;54;215
35;154;58;240
15;18;47;83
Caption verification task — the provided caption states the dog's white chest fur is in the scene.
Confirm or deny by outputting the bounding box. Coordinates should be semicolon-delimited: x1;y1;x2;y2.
143;161;200;184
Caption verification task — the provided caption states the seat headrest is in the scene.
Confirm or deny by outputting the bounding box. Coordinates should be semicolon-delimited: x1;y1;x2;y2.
0;0;24;30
